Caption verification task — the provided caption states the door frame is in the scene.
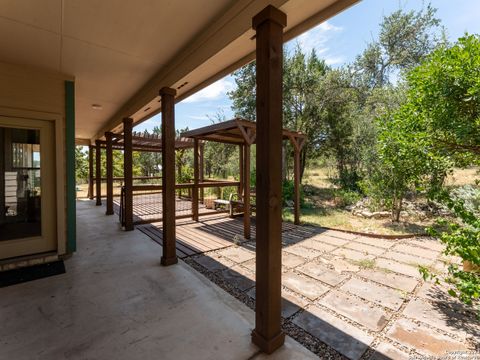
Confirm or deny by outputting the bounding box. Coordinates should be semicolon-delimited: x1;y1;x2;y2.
0;107;66;259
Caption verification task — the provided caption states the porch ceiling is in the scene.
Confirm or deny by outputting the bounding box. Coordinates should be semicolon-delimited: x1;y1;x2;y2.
0;0;359;142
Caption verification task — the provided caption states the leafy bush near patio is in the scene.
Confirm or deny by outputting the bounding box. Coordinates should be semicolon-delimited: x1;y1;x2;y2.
421;192;479;314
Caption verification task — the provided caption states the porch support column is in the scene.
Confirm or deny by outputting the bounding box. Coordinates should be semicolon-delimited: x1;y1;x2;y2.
160;87;178;266
88;145;94;200
123;118;134;231
199;143;204;204
243;144;250;240
105;132;114;215
192;138;199;221
95;139;102;206
239;144;244;200
252;5;286;354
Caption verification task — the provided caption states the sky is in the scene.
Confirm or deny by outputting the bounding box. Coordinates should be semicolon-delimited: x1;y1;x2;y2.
135;0;480;133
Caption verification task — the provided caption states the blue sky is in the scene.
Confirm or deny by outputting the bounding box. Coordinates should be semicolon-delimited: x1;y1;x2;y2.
135;0;480;133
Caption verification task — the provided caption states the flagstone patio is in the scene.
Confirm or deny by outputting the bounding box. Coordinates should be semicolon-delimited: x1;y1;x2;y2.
182;223;480;359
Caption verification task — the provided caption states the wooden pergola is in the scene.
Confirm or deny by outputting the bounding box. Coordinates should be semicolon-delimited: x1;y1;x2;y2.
87;130;195;217
182;118;305;240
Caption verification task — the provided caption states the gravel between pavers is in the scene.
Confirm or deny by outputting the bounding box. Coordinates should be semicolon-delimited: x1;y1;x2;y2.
184;255;346;359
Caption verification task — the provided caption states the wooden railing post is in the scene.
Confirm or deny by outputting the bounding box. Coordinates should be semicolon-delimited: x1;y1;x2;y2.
105;132;114;215
252;5;286;354
239;144;244;200
88;145;94;200
294;145;300;225
160;87;178;266
123;118;134;231
243;144;251;240
192;138;199;221
199;142;204;204
95;139;102;206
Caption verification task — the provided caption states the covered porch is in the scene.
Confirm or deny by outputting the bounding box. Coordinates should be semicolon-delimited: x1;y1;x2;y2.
0;200;316;359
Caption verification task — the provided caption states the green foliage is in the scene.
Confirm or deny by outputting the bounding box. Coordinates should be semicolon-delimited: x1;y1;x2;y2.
75;147;88;184
334;189;362;208
422;192;480;313
282;179;304;206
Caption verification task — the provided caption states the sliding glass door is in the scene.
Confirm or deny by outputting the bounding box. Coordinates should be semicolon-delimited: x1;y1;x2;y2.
0;117;56;260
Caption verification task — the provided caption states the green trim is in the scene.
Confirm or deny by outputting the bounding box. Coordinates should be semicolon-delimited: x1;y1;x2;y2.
65;80;76;253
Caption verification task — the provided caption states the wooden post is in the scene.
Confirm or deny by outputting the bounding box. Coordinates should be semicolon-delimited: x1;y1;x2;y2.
105;132;114;215
239;144;244;200
243;144;251;239
160;87;178;266
123;118;134;231
95;139;102;206
192;138;199;221
293;144;300;225
252;5;286;354
88;145;94;200
199;142;204;204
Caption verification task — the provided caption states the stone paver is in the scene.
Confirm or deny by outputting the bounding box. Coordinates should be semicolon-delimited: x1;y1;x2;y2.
314;234;351;246
344;241;386;256
333;248;376;262
354;236;395;249
284;245;322;260
381;250;434;267
293;305;374;360
387;318;467;356
282;252;306;269
340;278;405;310
216;246;255;263
282;272;329;300
392;244;439;260
219;265;255;291
320;290;390;331
322;230;359;240
297;262;347;286
301;239;337;253
240;258;256;272
246;289;306;318
324;256;361;273
193;253;236;272
370;342;410;360
358;269;418;293
376;258;421;278
403;298;480;339
409;238;445;252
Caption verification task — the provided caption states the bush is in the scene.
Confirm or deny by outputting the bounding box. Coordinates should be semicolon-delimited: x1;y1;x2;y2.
282;179;304;207
334;189;362;208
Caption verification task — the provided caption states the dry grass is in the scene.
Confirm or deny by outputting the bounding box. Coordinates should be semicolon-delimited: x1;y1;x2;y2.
445;167;479;187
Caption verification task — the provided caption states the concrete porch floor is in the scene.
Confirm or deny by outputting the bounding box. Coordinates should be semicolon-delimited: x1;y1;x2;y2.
0;200;316;360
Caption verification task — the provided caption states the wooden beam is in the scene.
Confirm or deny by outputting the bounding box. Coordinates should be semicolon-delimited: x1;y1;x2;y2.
251;5;286;354
243;144;251;240
123;118;134;231
160;87;178;266
105;132;114;215
95;140;102;206
192;138;199;221
88;145;94;200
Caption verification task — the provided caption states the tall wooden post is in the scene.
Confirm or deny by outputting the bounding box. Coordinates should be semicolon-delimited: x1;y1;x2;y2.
293;146;300;225
95;140;102;206
252;5;286;354
123;118;134;231
160;87;178;266
199;143;204;203
243;144;251;239
88;145;94;200
192;138;199;221
105;132;114;215
239;144;244;200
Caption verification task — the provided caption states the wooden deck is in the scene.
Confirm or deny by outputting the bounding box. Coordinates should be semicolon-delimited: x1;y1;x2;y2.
137;214;299;258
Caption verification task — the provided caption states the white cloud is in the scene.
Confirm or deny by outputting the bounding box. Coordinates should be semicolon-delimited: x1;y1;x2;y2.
182;78;235;103
287;21;345;66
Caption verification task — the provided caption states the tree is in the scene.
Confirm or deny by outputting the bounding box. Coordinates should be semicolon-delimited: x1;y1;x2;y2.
353;4;444;89
75;147;89;184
